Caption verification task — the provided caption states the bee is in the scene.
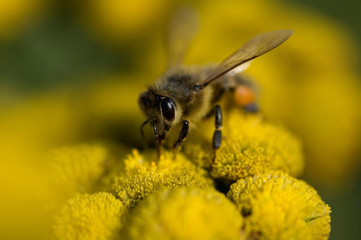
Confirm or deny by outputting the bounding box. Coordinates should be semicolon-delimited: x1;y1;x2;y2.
138;10;292;158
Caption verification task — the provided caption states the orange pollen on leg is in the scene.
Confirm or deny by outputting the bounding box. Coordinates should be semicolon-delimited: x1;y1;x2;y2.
233;86;255;106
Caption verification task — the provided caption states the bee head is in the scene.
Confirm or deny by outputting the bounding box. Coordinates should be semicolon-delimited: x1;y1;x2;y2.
138;90;177;136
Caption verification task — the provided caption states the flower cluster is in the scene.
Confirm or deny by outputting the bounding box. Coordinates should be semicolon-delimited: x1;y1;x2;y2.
50;109;331;240
124;187;243;240
45;144;110;200
228;171;331;240
53;192;124;240
185;110;304;180
111;150;212;208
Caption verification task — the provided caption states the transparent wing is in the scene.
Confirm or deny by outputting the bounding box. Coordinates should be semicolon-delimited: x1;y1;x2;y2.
199;30;293;88
166;7;199;68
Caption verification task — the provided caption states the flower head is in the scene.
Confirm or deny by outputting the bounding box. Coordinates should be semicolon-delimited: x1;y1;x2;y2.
227;171;331;240
185;110;304;181
125;187;243;240
45;144;109;200
53;192;125;240
111;149;213;208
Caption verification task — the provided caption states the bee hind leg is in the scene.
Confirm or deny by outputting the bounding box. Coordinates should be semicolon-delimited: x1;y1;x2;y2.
244;102;259;113
212;105;222;161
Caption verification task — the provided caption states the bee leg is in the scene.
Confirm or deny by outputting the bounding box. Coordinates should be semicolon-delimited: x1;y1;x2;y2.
157;135;164;159
244;102;259;113
140;119;149;149
153;122;165;159
212;105;222;161
172;120;190;152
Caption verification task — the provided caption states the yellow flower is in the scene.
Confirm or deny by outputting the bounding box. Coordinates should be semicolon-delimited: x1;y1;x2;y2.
185;110;304;181
53;192;124;240
45;144;110;201
124;187;243;240
227;171;331;240
112;149;212;208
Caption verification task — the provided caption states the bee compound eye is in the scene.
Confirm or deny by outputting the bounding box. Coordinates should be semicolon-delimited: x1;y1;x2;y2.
160;98;176;121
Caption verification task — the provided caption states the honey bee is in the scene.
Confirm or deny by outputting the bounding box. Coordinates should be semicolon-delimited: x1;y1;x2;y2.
138;10;292;157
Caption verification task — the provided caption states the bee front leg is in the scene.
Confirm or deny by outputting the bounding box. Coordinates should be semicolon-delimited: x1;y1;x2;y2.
156;135;166;159
172;120;190;151
213;105;222;161
153;122;166;159
140;119;149;149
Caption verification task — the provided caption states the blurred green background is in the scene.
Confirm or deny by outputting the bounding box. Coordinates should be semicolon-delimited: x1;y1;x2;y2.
0;0;360;239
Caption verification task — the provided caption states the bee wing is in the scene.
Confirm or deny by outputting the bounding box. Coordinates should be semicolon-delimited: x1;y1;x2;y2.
199;30;293;88
166;7;199;68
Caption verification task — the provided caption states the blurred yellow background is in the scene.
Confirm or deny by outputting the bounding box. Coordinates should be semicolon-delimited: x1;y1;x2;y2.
0;0;360;239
